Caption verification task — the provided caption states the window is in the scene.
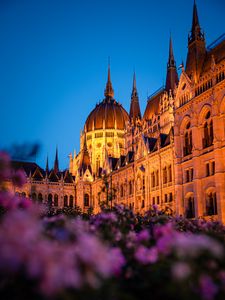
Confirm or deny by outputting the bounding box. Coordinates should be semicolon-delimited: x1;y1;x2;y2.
164;194;168;203
185;197;195;219
168;165;172;182
32;193;37;200
203;112;213;148
69;195;73;207
151;172;156;188
54;194;58;207
157;196;160;204
142;177;145;192
186;169;190;182
141;200;145;208
129;181;133;195
38;193;43;203
48;194;53;206
64;195;68;207
169;192;173;202
163;167;167;184
190;168;194;181
206;192;217;215
183;122;192;156
120;185;124;197
84;194;89;206
152;197;155;205
156;170;159;186
206;163;210;177
211;161;215;175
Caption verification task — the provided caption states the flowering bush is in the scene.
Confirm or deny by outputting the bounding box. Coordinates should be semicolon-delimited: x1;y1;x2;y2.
0;152;225;300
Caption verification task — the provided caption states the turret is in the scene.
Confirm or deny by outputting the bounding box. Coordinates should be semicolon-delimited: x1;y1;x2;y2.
185;0;206;82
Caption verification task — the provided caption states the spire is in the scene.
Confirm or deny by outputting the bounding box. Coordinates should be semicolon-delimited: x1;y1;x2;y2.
168;35;175;68
54;147;59;173
104;61;114;98
129;72;142;123
165;35;178;93
189;0;204;44
186;1;206;81
45;155;49;173
79;134;92;175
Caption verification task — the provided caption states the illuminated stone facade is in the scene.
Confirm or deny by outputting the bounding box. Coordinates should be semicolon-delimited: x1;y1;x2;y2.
13;3;225;223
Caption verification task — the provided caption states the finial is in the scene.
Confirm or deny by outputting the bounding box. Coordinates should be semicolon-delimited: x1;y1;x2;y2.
104;59;114;98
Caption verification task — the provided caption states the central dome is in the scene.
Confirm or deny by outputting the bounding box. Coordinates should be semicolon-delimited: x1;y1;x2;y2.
85;66;129;132
85;98;129;132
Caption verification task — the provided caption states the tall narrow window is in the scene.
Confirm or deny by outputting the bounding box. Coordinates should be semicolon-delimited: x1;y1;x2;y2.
69;195;73;207
84;194;89;206
64;195;68;207
54;194;58;207
186;197;195;218
206;192;217;215
184;122;192;156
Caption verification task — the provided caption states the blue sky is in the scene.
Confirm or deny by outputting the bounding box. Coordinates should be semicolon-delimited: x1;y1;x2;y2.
0;0;224;169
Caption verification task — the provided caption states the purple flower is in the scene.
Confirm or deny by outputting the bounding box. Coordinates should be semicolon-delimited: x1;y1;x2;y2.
137;229;150;242
135;245;158;264
172;262;191;280
199;275;218;300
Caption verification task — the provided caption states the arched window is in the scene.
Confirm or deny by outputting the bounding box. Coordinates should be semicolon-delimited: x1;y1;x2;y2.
38;193;43;203
84;194;89;206
54;194;58;207
206;192;217;215
163;167;167;184
48;194;52;207
183;122;192;156
69;195;73;207
32;193;37;201
64;195;68;207
185;197;195;219
203;112;213;148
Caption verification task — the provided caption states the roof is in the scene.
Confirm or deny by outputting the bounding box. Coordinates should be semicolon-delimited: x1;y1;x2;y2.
201;38;225;76
143;88;164;121
85;98;129;132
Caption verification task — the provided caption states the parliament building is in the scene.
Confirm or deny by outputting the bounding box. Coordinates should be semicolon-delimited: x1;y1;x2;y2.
12;2;225;223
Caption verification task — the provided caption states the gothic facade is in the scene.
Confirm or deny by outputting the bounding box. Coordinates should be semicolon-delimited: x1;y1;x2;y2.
12;3;225;223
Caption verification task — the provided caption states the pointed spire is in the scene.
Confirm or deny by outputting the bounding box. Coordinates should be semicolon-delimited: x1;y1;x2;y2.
189;0;204;44
104;60;114;98
45;155;49;173
186;1;206;81
165;35;178;93
79;134;92;176
192;0;200;33
129;72;142;123
54;147;59;173
168;35;175;68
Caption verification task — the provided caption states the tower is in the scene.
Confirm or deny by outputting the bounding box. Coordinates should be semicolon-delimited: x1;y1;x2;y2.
185;0;206;82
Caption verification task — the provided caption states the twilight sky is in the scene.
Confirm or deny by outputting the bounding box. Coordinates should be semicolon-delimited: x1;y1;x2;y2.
0;0;224;170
